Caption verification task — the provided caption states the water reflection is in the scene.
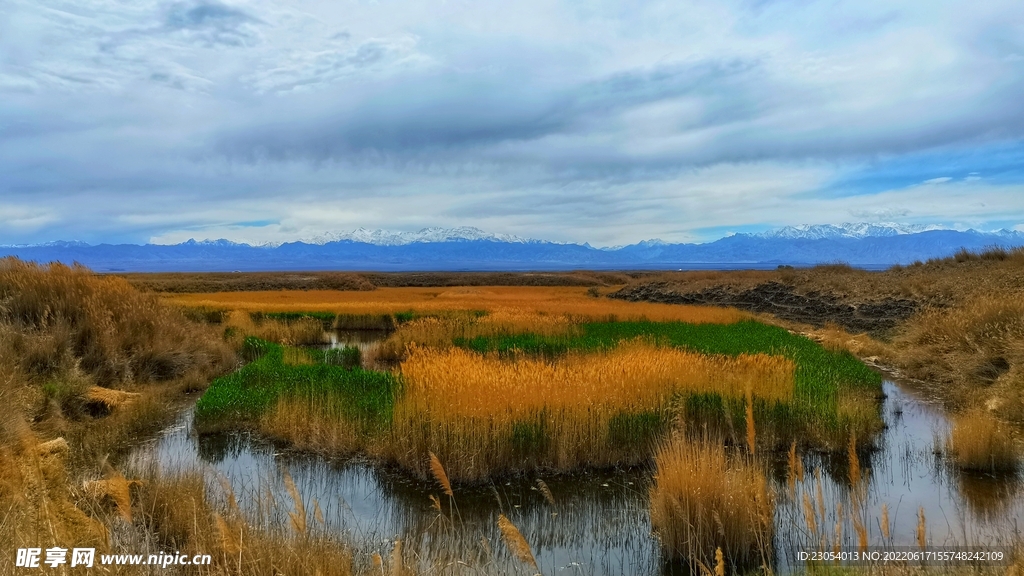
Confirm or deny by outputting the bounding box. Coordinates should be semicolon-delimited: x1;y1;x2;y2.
322;329;391;358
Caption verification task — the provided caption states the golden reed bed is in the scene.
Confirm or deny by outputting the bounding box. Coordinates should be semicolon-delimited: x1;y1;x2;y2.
163;286;747;323
381;342;795;482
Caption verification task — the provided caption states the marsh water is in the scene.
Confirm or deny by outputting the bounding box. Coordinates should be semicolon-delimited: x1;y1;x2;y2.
127;331;1023;574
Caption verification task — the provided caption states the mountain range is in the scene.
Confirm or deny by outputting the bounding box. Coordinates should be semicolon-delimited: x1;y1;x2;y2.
3;223;1022;272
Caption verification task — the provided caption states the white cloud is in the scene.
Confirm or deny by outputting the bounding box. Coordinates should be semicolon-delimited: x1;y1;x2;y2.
2;0;1024;245
0;204;58;233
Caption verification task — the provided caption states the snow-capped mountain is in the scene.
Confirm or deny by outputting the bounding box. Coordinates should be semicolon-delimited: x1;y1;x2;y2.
5;223;1023;272
756;222;945;240
303;226;533;246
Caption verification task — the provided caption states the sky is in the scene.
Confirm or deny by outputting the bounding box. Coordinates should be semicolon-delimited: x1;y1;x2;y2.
2;0;1024;246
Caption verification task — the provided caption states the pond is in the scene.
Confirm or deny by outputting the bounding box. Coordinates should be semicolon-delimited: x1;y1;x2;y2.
127;333;1022;574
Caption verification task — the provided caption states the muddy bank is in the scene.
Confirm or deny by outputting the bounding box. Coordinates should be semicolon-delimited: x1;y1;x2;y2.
609;281;918;335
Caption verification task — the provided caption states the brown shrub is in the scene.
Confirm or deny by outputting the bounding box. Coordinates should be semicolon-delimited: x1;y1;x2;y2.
0;258;235;386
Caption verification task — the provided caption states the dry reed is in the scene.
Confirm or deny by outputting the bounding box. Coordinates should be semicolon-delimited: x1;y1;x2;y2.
429;452;454;498
376;309;576;361
283;471;307;535
745;390;756;456
497;514;539;570
163;285;748;324
260;396;365;455
131;469;356;576
224;310;327;346
946;411;1019;472
917;507;927;548
536;479;555;507
649;435;774;571
390;342;795;481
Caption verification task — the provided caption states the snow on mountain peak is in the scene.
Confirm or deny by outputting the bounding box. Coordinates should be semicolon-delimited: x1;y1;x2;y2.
303;227;533;246
757;222;946;240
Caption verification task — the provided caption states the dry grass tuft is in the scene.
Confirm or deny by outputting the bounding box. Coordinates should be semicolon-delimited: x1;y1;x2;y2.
946;411;1019;472
82;470;138;522
84;386;141;410
1;258;234;386
649;435;774;571
133;469;356;575
376;309;576;361
894;294;1024;416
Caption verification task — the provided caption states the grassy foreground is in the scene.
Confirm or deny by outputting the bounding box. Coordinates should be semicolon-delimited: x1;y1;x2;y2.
4;257;1024;575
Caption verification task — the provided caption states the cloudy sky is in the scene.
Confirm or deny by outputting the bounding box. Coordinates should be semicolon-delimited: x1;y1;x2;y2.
2;0;1023;246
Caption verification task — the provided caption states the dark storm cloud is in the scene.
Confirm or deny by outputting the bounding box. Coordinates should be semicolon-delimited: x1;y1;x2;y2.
162;0;262;46
164;1;257;31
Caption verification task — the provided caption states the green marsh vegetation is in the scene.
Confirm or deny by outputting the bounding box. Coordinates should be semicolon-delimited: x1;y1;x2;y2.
197;316;884;482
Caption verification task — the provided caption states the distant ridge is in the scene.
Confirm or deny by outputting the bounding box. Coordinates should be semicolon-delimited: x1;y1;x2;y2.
302;226;535;246
3;224;1022;272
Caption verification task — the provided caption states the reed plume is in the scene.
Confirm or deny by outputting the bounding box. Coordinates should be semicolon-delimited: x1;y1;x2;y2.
916;507;927;549
390;539;404;576
313;499;326;525
282;471;306;535
497;514;539;571
536;479;555;507
217;473;239;515
847;434;861;487
214;513;243;556
429;451;453;498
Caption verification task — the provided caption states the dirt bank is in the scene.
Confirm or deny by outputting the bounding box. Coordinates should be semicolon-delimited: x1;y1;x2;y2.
610;281;919;336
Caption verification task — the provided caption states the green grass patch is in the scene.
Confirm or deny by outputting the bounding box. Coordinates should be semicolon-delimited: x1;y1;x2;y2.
196;337;398;428
251;311;337;325
608;410;668;450
333;313;396;330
